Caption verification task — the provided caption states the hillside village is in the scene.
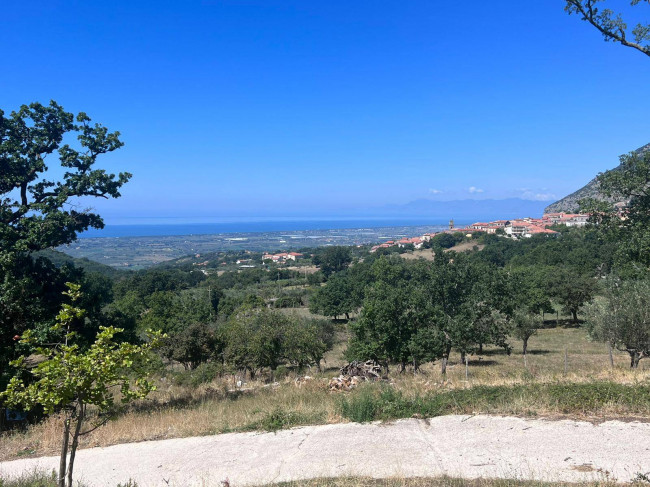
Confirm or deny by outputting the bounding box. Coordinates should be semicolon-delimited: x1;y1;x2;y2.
370;212;589;252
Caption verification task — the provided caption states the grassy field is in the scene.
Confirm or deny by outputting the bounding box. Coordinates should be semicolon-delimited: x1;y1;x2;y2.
1;325;649;462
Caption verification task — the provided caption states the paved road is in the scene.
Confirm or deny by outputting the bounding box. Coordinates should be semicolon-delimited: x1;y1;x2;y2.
1;415;649;486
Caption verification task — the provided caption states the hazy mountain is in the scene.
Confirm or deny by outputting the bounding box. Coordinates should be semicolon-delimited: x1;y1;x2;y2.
371;198;549;221
545;143;650;214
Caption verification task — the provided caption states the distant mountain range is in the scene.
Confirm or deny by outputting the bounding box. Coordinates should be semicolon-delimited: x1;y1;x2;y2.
371;198;549;221
545;143;650;214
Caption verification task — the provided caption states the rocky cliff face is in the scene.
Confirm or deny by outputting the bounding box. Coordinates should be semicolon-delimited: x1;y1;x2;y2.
544;143;650;214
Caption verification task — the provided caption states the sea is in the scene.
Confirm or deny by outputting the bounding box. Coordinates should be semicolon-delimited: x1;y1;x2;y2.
79;218;462;239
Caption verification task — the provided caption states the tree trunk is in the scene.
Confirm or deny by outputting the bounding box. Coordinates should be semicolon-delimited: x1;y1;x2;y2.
441;345;452;377
478;343;483;354
608;342;614;368
630;351;640;369
66;404;85;487
522;337;528;356
58;416;71;487
460;351;466;364
345;313;350;320
571;310;578;324
464;355;469;380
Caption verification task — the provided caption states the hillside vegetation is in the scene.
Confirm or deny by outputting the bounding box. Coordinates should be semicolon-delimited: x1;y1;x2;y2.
545;142;649;213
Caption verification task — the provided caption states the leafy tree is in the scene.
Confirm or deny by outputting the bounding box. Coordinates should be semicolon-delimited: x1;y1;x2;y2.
0;101;129;383
0;101;129;252
309;273;357;319
430;232;458;249
1;284;161;487
512;311;541;358
312;246;352;278
348;281;432;371
509;267;554;316
581;148;650;270
565;0;650;57
283;317;334;371
222;308;333;378
549;268;597;323
161;322;221;370
584;277;650;368
349;255;514;374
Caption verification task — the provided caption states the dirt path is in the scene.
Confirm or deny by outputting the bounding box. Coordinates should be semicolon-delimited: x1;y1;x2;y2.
1;415;649;486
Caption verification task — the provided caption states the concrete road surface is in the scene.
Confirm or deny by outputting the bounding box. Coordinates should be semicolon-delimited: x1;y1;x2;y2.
1;415;649;486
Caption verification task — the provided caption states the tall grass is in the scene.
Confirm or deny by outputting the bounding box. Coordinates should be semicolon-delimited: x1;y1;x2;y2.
2;327;650;462
337;382;650;423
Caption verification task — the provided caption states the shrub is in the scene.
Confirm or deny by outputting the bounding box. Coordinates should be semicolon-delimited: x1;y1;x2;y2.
171;362;226;387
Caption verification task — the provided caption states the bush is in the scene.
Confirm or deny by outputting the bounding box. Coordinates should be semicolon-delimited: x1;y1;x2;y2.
244;407;325;432
0;471;57;487
171;362;226;387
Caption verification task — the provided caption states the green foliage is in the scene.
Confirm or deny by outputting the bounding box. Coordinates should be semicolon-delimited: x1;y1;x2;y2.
512;311;541;355
565;0;650;57
0;470;58;487
428;232;463;249
309;272;361;319
170;362;226;388
0;254;129;389
2;284;161;415
338;381;650;423
244;407;325;432
1;284;162;487
581;148;650;270
0;101;129;252
312;246;353;278
348;255;514;372
584;277;650;367
548;268;597;323
161;322;222;370
222;309;333;377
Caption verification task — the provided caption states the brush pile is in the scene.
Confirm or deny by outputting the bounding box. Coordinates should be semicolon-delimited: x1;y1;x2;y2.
328;360;383;391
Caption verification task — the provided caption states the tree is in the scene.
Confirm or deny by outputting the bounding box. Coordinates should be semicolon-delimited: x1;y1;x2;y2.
1;284;161;487
312;246;352;278
549;268;597;323
581;148;650;270
161;322;220;370
309;273;358;319
0;101;130;252
565;0;650;57
348;254;514;375
584;277;650;368
512;311;541;360
0;101;130;382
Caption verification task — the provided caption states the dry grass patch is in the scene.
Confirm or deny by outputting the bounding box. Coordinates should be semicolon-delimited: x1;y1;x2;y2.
2;327;650;462
260;477;640;487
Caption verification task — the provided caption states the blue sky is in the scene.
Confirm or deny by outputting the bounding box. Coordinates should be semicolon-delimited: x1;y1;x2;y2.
2;1;649;222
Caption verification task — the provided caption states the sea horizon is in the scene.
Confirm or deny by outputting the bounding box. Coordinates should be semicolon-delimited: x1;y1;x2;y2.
80;217;467;239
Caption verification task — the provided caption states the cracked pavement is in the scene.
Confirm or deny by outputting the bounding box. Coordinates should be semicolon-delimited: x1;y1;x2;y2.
1;415;650;486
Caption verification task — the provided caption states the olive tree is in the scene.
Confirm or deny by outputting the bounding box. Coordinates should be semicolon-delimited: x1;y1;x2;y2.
584;278;650;368
1;284;162;487
512;311;541;362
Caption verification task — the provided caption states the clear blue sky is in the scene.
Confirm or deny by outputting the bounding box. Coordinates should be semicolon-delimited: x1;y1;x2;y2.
2;1;649;222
